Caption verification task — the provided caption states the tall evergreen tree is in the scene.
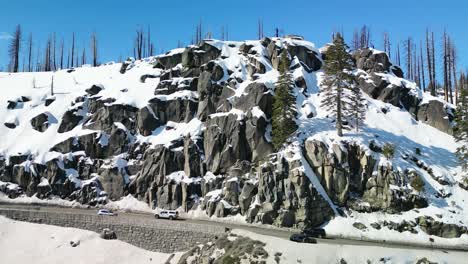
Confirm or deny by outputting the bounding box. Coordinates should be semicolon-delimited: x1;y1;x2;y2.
272;49;297;150
454;81;468;170
320;33;355;136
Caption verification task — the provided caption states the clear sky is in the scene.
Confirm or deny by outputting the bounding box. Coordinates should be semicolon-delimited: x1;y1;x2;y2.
0;0;467;76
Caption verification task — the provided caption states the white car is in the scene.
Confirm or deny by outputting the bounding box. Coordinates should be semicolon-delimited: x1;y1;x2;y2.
97;209;117;216
155;210;179;220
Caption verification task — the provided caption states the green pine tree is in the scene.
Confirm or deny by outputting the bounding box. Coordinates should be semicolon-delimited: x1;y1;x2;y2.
454;80;468;170
320;33;356;136
272;49;297;150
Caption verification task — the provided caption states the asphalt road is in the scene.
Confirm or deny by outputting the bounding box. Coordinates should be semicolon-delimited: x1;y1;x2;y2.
0;203;466;253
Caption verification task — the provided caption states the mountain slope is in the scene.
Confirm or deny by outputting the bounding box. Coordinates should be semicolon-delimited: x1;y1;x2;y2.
0;36;466;247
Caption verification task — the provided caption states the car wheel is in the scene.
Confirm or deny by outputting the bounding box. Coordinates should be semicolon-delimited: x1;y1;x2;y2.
169;216;174;220
155;215;159;219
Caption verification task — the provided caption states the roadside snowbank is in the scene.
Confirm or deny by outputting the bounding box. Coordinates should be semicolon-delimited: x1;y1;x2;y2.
0;215;180;264
233;229;467;264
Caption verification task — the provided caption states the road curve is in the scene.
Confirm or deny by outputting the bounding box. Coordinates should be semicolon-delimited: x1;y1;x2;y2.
0;203;466;253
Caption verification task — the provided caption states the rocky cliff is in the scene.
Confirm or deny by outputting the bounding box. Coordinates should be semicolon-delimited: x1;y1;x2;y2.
0;37;466;241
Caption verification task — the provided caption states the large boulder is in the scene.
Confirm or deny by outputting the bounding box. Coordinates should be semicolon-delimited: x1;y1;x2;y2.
51;132;109;159
156;51;183;70
239;181;257;215
417;100;454;134
232;83;273;118
84;104;138;132
148;97;198;124
58;109;83;133
85;84;103;96
98;167;127;201
203;114;251;174
354;49;391;74
196;71;234;121
31;112;56;132
286;44;322;72
128;145;184;202
182;41;221;68
136;106;160;136
416;216;467;238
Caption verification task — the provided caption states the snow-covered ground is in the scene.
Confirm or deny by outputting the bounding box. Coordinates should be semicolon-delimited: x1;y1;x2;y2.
233;229;468;264
0;215;181;264
2;214;466;264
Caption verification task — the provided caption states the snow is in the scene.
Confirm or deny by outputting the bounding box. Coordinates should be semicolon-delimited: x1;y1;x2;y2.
166;171;201;184
251;106;266;119
0;192;83;207
0;216;180;264
233;229;468;264
324;209;468;250
105;194;155;213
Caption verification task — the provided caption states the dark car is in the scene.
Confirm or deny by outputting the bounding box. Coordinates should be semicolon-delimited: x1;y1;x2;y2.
302;228;326;238
289;233;317;244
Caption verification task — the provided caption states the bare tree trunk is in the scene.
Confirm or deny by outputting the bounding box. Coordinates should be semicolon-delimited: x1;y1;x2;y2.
44;37;52;72
257;19;264;39
36;44;41;72
353;29;359;50
452;43;458;104
443;30;448;101
81;48;86;66
52;32;56;71
71;33;75;67
91;32;98;67
426;29;434;95
27;33;33;72
60;39;64;69
396;43;401;66
67;48;71;69
420;41;426;91
147;25;151;56
383;32;391;57
406;38;412;80
8;24;22;72
51;75;54;96
135;27;144;60
431;31;436;95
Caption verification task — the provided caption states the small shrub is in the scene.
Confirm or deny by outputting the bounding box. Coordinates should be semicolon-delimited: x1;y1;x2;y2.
411;174;425;192
369;140;382;153
221;255;240;264
415;147;421;155
382;143;396;159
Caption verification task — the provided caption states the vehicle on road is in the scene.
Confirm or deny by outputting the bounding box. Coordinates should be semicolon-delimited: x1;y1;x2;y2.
155;210;179;220
97;209;117;216
289;233;317;244
302;228;326;238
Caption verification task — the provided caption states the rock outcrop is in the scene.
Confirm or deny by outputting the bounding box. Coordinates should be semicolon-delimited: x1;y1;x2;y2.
304;139;427;213
352;48;454;134
0;37;462;237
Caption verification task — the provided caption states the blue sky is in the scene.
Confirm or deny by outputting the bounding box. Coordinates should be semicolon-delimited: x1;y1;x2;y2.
0;0;466;76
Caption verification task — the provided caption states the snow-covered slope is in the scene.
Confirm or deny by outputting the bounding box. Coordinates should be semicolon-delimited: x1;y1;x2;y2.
0;37;466;247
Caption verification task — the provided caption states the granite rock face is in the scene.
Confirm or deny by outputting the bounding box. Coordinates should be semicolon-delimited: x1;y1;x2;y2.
0;38;462;234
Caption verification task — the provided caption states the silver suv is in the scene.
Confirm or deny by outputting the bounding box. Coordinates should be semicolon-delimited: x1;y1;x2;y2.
155;210;179;220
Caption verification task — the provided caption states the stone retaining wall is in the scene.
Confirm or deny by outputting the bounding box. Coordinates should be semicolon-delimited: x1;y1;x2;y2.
0;208;224;253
